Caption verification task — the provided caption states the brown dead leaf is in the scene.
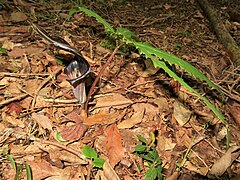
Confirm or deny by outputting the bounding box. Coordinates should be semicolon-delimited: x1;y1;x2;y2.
10;11;28;22
32;113;53;131
84;111;119;125
43;52;58;65
8;47;25;57
65;110;83;123
141;58;160;77
209;146;240;176
120;129;138;153
2;40;16;50
103;160;120;180
173;101;192;126
185;161;209;176
27;159;59;180
103;124;124;167
230;102;240;126
118;107;144;129
95;93;132;109
3;113;25;128
24;79;42;94
60;122;88;141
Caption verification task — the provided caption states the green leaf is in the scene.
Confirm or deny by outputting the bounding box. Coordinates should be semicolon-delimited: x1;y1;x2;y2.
7;154;16;170
93;157;105;168
135;144;146;153
0;48;7;54
133;41;223;95
25;163;32;180
137;135;147;144
56;132;68;142
79;7;115;33
66;5;80;21
145;167;157;180
156;166;163;180
141;155;154;163
82;145;98;159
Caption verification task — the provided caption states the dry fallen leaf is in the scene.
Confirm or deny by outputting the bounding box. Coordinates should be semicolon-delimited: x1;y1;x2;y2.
117;107;144;129
208;146;240;176
185;161;209;176
10;11;28;22
173;100;192;126
84;110;119;125
103;124;124;167
103;160;120;180
95;93;132;109
27;159;59;180
229;102;240;126
32;113;53;131
60;123;88;141
3;114;25;128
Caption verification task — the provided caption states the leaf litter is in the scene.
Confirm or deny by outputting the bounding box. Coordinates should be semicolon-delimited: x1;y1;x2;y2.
0;0;240;179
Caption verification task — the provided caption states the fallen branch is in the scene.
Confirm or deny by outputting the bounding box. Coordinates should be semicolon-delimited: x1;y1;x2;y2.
197;0;240;65
0;94;28;107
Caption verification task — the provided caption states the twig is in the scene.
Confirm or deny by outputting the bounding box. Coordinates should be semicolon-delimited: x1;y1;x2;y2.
84;44;122;113
0;94;28;107
0;72;50;77
35;138;87;162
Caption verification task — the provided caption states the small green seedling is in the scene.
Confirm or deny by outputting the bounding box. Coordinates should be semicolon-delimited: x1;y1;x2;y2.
0;48;7;55
4;146;32;180
135;133;163;180
82;145;105;168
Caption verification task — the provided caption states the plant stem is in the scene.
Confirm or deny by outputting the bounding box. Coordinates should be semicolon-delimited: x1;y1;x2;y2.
84;44;122;113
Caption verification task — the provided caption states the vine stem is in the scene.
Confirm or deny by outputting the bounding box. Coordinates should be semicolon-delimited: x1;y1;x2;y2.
84;44;122;113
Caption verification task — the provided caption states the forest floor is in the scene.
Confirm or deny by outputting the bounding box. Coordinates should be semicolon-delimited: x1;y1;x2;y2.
0;0;240;179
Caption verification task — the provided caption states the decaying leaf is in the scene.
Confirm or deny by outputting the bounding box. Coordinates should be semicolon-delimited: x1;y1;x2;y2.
32;113;53;131
4;114;25;128
60;122;88;141
27;159;59;179
117;107;145;129
95;93;132;109
10;11;28;22
185;161;209;176
229;102;240;126
103;160;120;180
173;100;192;126
103;124;124;167
208;146;240;176
84;110;119;125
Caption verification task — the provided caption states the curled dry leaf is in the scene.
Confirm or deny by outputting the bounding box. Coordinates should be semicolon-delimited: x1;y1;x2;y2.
103;160;120;180
208;146;240;176
103;124;124;167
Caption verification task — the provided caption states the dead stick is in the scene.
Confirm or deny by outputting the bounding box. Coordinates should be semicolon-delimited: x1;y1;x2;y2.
0;94;28;107
35;138;87;162
84;44;121;113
